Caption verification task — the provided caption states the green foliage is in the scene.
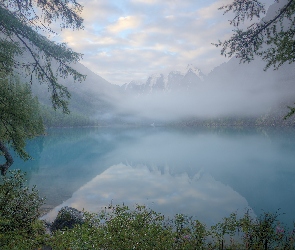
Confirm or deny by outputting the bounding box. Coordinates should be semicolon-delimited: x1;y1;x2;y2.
209;210;295;249
0;0;85;176
0;170;47;249
47;205;295;249
0;0;86;173
49;205;175;249
0;0;85;113
47;204;295;249
215;0;295;71
0;0;85;173
172;213;208;249
0;173;294;250
215;0;295;118
0;38;23;75
1;0;84;30
0;170;293;249
0;75;44;160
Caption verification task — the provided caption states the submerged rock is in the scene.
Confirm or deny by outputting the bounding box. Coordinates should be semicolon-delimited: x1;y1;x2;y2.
50;206;85;231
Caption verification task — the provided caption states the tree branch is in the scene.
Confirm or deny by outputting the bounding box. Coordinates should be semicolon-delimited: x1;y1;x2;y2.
247;0;294;45
0;141;13;175
14;32;70;112
216;0;295;61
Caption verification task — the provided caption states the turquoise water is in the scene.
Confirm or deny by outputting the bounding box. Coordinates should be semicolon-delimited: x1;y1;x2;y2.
11;126;295;226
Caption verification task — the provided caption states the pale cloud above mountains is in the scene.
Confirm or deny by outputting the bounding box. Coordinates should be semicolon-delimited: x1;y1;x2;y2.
57;0;272;85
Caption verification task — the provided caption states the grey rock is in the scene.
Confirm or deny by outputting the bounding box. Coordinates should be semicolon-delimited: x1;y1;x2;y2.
50;206;85;231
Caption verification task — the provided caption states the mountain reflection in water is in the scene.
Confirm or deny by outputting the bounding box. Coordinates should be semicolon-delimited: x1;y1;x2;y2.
42;163;250;225
10;127;295;226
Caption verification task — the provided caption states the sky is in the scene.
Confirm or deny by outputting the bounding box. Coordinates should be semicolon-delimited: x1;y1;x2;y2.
55;0;272;86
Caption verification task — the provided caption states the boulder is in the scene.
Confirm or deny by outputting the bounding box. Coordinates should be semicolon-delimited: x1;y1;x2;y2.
50;206;84;231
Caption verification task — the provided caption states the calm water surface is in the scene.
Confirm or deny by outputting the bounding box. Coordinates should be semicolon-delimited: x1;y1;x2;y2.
12;126;295;226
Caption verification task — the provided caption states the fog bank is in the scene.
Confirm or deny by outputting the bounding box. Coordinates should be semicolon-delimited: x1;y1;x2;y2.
113;61;294;122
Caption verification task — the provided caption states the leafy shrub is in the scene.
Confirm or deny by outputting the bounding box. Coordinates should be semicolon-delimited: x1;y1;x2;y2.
0;170;294;249
209;210;295;249
49;205;175;249
0;170;47;249
49;205;295;250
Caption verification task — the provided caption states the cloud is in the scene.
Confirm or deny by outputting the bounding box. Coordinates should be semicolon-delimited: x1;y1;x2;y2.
107;16;142;33
112;58;291;122
79;1;123;23
196;0;232;20
57;0;273;85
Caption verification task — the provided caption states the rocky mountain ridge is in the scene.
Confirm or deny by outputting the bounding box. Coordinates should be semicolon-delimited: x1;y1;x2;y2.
121;64;205;93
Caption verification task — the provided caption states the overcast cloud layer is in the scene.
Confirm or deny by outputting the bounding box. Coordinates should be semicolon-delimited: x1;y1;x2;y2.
55;0;271;85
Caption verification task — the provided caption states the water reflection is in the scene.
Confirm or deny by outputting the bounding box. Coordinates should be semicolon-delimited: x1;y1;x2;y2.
9;127;295;225
43;163;251;226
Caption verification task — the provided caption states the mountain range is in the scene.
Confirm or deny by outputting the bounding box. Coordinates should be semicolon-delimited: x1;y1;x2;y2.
121;64;205;93
29;0;295;127
28;52;295;127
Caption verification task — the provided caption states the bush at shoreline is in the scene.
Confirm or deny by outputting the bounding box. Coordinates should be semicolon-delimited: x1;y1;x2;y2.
0;170;294;249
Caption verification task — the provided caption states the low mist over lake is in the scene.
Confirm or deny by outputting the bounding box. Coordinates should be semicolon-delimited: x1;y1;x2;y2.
2;0;295;248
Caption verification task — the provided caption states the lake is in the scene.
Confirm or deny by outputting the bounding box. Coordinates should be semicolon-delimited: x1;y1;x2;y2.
11;126;295;227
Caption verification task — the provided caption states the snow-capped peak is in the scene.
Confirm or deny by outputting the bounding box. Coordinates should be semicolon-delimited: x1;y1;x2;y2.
169;70;184;76
122;79;144;90
186;64;205;81
147;73;168;88
122;65;205;92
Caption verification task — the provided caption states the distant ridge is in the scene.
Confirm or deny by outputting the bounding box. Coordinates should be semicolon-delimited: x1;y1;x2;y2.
121;64;205;93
